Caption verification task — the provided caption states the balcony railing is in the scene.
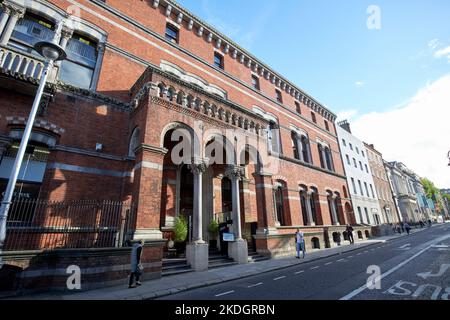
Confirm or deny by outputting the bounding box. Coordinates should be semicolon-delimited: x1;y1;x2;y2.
0;44;59;83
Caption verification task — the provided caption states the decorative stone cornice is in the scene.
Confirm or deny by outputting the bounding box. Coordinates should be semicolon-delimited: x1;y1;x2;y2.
56;81;131;111
134;65;269;128
134;144;168;156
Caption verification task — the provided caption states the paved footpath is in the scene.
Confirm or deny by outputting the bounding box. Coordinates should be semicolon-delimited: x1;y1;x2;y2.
8;226;439;300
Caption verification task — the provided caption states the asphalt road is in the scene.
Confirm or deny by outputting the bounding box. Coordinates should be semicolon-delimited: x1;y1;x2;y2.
159;223;450;300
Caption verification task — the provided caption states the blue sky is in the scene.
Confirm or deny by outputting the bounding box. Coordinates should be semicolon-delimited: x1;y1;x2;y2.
177;0;450;115
177;0;450;187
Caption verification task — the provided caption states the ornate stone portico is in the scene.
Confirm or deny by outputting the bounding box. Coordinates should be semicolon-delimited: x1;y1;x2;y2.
126;65;354;266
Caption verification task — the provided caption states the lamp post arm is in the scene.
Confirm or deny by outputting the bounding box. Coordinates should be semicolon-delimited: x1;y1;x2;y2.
0;59;53;256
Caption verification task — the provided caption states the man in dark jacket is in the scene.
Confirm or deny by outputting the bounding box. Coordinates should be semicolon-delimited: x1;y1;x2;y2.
129;240;144;288
346;224;354;244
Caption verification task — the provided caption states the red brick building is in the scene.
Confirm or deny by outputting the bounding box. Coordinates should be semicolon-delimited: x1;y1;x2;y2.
0;0;370;291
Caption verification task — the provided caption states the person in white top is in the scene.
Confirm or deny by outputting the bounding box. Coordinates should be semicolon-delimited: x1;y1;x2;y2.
295;229;306;259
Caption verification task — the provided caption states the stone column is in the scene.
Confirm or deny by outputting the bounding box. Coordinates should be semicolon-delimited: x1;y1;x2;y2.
189;159;208;244
90;42;106;91
59;25;74;51
0;3;24;46
186;157;209;271
0;4;12;37
225;165;244;240
225;165;248;264
330;196;340;225
305;191;316;226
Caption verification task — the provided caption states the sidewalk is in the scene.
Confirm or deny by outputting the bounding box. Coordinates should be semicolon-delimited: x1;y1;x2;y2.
10;226;432;300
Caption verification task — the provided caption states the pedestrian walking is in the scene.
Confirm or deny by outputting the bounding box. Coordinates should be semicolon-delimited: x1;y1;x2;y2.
400;222;405;233
346;224;354;244
295;229;306;259
129;240;144;288
404;222;411;235
336;232;342;246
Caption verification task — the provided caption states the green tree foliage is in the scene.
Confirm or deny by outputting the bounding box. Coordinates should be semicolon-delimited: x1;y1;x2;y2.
421;178;444;209
421;178;440;199
208;219;219;235
173;215;188;243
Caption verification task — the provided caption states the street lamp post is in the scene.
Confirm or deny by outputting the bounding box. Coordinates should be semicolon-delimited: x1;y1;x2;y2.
0;41;66;266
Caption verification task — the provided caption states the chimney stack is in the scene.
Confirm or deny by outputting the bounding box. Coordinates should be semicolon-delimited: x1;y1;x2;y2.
337;119;351;133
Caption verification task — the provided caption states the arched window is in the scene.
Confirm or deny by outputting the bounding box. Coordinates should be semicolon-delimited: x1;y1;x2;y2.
291;131;300;160
300;190;309;226
309;188;319;225
59;33;98;89
325;147;334;171
268;121;281;154
300;135;311;164
327;191;337;225
274;183;286;226
9;12;55;52
128;127;140;157
318;145;325;168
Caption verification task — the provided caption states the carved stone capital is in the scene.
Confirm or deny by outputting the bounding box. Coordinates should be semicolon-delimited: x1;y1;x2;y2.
0;2;12;15
60;24;74;40
4;2;25;18
188;157;209;175
224;165;244;180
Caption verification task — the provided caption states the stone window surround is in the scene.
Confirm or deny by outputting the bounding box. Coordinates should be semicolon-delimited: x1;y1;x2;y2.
0;0;108;91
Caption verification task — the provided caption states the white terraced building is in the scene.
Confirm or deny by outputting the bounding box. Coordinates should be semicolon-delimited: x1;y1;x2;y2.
336;121;384;225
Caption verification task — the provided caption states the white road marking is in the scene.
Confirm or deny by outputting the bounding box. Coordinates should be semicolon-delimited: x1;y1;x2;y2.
247;282;263;288
347;255;354;258
432;245;449;248
273;276;286;281
399;243;411;249
357;253;362;255
215;290;235;297
340;242;441;300
310;266;319;270
417;264;450;280
337;259;346;262
325;262;333;265
294;270;304;275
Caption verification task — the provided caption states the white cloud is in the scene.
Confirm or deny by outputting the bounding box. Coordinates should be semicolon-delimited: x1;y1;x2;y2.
355;81;365;88
351;74;450;188
434;46;450;61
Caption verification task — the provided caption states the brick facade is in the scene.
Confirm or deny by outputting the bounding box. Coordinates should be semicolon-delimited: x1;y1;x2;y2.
0;0;363;290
